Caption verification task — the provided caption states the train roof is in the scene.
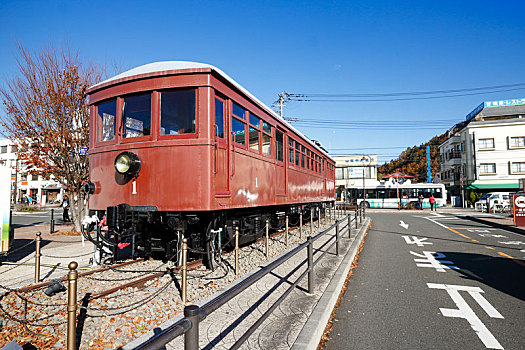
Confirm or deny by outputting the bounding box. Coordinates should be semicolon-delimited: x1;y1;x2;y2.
89;61;333;161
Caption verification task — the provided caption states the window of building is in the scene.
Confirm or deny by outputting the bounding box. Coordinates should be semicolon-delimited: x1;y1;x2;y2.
510;162;525;174
479;163;496;174
96;99;117;142
509;136;525;149
30;174;39;181
232;117;246;146
275;130;284;162
0;146;6;153
123;93;151;138
478;138;494;150
11;145;18;153
215;98;224;138
335;167;344;180
160;90;196;136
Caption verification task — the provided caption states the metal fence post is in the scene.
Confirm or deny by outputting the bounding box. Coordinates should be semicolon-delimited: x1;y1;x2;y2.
316;207;320;231
265;219;269;259
348;214;351;238
310;208;313;235
285;215;289;247
181;238;188;304
355;209;358;229
184;305;200;350
328;205;331;222
50;209;55;234
67;261;78;350
34;232;41;283
335;220;340;256
235;226;239;276
299;211;303;240
307;236;314;294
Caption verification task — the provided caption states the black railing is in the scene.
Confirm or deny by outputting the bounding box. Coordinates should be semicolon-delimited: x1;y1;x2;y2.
136;207;364;350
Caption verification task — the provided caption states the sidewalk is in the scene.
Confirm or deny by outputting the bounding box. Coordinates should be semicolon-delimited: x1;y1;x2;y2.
123;215;371;350
1;222;94;290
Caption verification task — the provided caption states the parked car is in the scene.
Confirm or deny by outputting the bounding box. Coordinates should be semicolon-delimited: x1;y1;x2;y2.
475;192;510;212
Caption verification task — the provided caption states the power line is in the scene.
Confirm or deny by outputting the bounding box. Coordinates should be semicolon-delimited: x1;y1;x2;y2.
288;86;525;102
290;82;525;98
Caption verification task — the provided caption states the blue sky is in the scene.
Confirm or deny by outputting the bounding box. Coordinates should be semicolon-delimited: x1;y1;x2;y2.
1;0;524;164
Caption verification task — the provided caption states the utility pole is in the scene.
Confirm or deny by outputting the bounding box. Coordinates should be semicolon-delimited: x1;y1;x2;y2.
272;92;290;119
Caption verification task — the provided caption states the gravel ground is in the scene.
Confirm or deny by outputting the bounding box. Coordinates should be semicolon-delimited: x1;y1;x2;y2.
0;214;343;349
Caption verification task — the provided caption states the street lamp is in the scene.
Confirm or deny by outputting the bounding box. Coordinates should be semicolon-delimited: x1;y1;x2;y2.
361;155;371;212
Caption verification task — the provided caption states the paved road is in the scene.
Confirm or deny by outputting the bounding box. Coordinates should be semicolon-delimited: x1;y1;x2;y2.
11;208;66;227
324;211;525;350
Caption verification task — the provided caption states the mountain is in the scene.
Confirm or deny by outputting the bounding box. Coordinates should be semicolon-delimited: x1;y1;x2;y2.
377;132;447;182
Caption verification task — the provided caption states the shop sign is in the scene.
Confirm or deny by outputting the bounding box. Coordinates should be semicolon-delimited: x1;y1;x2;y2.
512;194;525;227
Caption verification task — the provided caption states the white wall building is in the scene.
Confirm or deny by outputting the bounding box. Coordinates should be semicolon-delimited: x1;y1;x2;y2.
439;98;525;203
0;138;63;205
333;155;377;201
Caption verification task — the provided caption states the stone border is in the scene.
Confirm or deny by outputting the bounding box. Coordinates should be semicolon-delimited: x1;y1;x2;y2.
291;217;370;350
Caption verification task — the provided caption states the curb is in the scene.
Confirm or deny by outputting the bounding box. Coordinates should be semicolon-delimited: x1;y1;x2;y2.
291;217;371;350
461;215;525;236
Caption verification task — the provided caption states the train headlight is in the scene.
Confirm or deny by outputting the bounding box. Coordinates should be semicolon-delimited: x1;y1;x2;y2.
114;152;141;177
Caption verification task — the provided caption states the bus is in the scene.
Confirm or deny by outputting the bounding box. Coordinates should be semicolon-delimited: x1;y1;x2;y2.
344;182;447;209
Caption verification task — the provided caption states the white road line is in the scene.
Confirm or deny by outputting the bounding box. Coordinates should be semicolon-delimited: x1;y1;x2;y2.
427;283;503;349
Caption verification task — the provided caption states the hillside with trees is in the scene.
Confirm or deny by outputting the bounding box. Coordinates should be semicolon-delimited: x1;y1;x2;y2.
378;132;447;182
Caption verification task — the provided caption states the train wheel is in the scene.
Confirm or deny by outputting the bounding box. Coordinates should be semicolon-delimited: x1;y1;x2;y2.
204;218;221;271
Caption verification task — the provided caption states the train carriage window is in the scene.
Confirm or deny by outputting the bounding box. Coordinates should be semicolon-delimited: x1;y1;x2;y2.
232;117;246;146
249;126;259;151
275;130;284;162
301;146;305;168
288;138;295;163
295;142;300;166
232;103;246;120
262;121;271;134
123;93;151;138
160;90;196;135
249;114;261;128
96;99;116;142
214;98;224;138
262;134;271;155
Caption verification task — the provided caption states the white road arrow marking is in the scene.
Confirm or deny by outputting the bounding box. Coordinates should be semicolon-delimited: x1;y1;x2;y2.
400;220;409;229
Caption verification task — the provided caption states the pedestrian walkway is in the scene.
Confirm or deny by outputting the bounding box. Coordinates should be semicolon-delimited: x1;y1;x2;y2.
0;223;93;290
123;215;370;350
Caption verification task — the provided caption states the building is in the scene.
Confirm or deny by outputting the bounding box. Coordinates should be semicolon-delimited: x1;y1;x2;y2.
333;155;377;202
0;138;63;205
439;98;525;205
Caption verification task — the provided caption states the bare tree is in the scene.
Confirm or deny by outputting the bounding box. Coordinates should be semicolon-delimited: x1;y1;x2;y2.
0;43;103;231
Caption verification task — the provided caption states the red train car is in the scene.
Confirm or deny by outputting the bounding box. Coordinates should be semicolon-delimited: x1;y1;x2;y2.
85;61;335;266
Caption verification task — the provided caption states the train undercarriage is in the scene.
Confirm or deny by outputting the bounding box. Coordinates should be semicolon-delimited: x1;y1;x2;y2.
82;202;334;269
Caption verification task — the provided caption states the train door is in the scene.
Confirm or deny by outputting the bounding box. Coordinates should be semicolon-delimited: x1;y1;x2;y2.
275;129;286;196
214;97;229;194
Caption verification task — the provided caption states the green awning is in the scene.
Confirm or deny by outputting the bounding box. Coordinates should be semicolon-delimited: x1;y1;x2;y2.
466;183;520;190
